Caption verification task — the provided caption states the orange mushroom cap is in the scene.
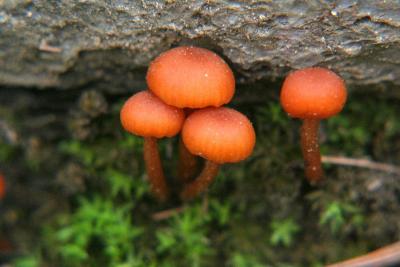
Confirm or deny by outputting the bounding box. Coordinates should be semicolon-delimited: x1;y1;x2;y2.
280;67;347;119
182;107;255;164
146;46;235;109
120;91;185;138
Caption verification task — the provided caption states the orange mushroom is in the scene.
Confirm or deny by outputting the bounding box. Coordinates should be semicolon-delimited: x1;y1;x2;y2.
147;46;236;183
0;173;5;200
180;107;256;200
146;46;235;109
120;91;185;201
280;67;347;183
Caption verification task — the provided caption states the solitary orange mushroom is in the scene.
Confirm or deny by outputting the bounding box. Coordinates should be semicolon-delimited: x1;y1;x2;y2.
181;107;256;200
147;46;236;182
120;91;185;201
280;67;347;183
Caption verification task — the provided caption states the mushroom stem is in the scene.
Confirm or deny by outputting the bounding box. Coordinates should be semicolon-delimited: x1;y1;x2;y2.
144;137;169;201
180;160;219;201
301;118;323;183
178;137;198;183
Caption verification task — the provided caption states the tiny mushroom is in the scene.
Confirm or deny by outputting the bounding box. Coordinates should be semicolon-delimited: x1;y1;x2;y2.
0;173;5;200
147;46;236;182
180;107;256;200
280;67;347;183
146;46;235;109
120;91;185;201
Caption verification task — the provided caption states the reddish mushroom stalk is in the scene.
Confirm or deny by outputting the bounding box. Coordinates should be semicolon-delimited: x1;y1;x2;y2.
301;119;323;183
178;109;198;183
178;137;198;183
120;91;185;201
180;161;219;200
143;137;169;201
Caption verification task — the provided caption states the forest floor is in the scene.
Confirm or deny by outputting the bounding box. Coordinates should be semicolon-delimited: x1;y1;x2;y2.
0;80;399;267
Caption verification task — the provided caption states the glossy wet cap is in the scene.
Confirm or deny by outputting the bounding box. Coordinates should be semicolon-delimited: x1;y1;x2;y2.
120;91;185;138
147;46;235;109
280;67;347;119
182;107;255;164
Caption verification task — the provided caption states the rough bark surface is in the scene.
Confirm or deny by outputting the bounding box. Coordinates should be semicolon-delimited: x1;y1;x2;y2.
1;0;400;91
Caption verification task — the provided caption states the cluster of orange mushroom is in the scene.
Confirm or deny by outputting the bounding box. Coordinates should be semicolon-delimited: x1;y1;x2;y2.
121;45;348;201
120;46;256;201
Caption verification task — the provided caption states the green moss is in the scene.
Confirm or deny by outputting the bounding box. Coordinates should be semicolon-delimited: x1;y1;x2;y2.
46;197;143;267
270;218;301;247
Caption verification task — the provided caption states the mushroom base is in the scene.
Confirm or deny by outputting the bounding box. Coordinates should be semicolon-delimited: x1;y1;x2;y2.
180;160;219;201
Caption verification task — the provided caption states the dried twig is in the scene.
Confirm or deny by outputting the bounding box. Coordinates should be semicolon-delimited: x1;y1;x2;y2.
321;156;400;175
151;207;185;221
151;193;210;221
326;242;400;267
39;40;62;53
